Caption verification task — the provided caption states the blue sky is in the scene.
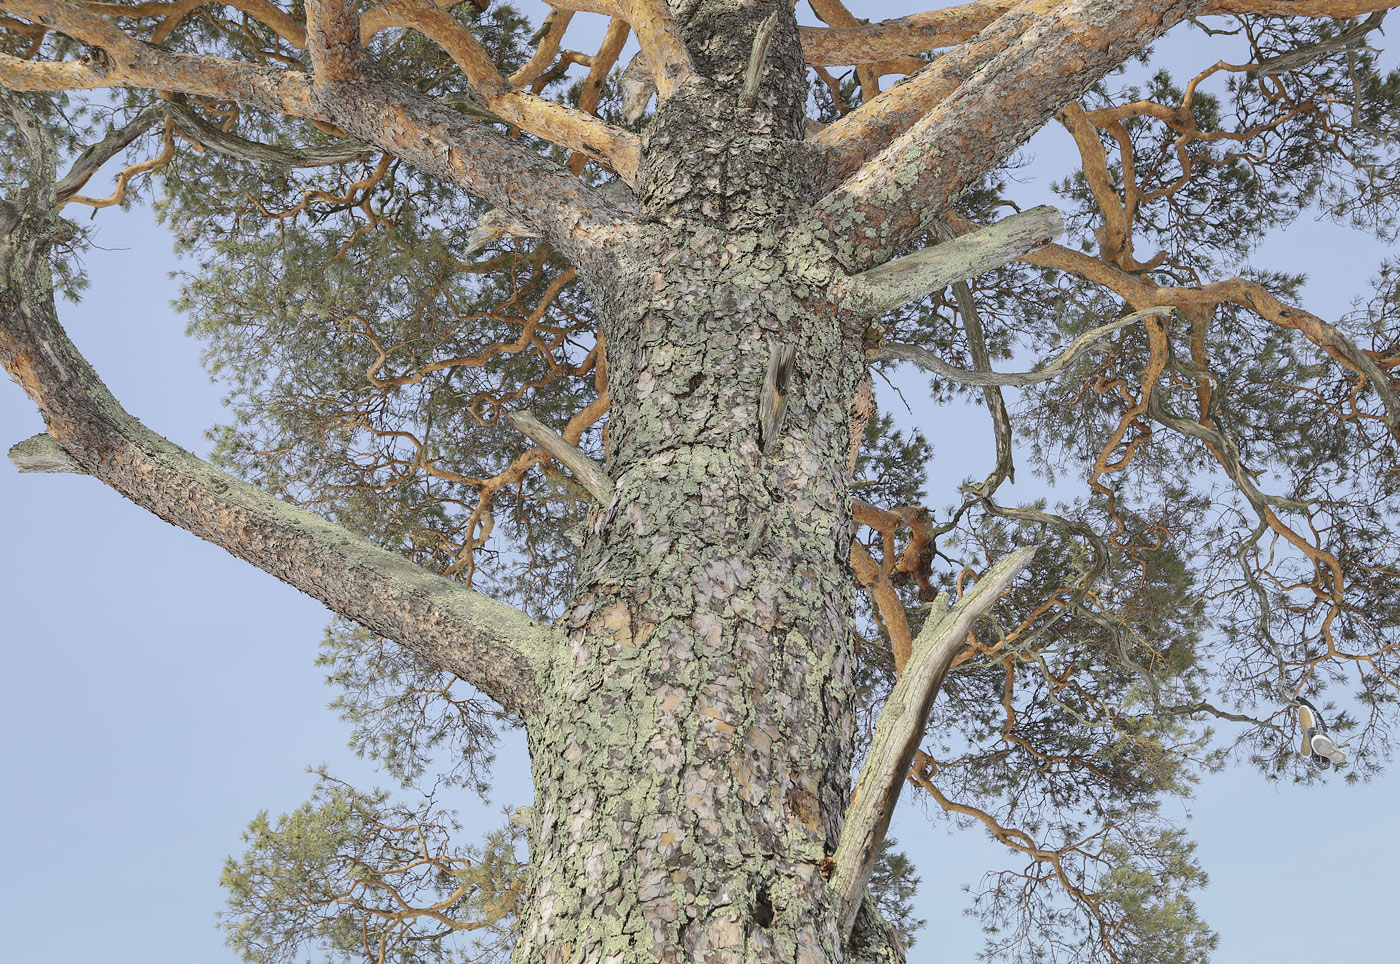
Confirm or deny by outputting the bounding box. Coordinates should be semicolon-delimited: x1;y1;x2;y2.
2;4;1399;962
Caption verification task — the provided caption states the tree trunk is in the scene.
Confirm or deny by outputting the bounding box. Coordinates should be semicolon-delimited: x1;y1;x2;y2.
510;6;888;961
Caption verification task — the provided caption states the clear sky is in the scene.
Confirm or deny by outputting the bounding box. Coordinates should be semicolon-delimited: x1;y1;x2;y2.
2;4;1398;963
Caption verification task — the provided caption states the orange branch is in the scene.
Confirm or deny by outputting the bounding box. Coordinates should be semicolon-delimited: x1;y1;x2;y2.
614;0;696;101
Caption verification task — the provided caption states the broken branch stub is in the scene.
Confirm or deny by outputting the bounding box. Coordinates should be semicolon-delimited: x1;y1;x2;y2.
845;206;1063;317
8;432;82;474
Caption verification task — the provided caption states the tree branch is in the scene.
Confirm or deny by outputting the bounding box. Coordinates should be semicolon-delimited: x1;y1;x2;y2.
879;307;1173;387
163;101;373;168
810;0;1052;190
812;0;1202;270
8;431;80;472
504;409;614;504
72;0;640;178
830;545;1040;941
0;0;634;266
369;0;640;181
54;102;165;203
0;93;554;720
842;204;1062;316
801;1;1017;66
615;0;698;101
306;0;366;84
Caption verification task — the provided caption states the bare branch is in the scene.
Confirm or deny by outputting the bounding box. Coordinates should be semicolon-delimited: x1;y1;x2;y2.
8;431;79;473
809;0;1045;190
831;545;1040;941
54;103;165;203
880;307;1173;388
306;0;366;84
813;0;1200;269
371;0;640;181
1253;10;1386;75
615;0;698;101
843;205;1063;316
504;410;614;504
801;2;1017;66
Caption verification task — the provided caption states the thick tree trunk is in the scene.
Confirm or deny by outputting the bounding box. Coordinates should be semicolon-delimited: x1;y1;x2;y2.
509;5;889;961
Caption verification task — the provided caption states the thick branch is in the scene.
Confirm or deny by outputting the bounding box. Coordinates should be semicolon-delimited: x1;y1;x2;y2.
811;1;1055;189
0;100;553;720
813;0;1201;269
801;1;1017;66
1;1;636;254
615;0;697;101
843;204;1062;316
371;0;640;181
880;307;1173;387
831;545;1039;941
504;409;614;504
305;0;365;83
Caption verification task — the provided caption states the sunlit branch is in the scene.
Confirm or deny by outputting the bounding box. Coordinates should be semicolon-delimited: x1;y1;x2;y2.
802;1;1016;66
813;0;1200;269
2;1;642;220
371;0;640;181
810;1;1055;188
306;0;366;83
851;540;914;670
809;0;886;106
615;0;696;101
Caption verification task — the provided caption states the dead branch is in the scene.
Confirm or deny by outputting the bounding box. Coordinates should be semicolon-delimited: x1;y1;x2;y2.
843;205;1063;315
504;410;614;504
880;307;1173;388
830;544;1039;941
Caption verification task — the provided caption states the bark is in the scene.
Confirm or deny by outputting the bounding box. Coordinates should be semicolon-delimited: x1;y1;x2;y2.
508;6;883;957
814;0;1203;268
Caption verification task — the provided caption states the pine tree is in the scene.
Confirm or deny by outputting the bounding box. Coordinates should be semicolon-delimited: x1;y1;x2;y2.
3;2;1399;962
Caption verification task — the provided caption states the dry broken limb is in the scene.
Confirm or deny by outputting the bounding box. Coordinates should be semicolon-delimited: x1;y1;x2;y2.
3;1;1400;962
830;544;1039;939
